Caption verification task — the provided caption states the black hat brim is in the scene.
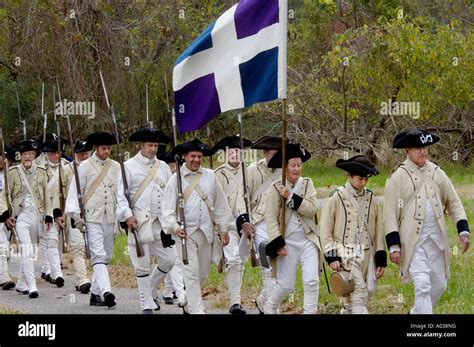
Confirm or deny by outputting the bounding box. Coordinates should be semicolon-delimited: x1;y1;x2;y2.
267;144;311;169
335;159;379;177
84;132;117;146
392;129;440;148
129;128;171;144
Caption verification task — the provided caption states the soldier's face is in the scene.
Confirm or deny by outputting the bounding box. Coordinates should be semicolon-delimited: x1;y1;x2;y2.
349;175;368;191
96;145;112;160
226;148;240;167
184;151;202;172
169;162;177;174
264;149;278;161
47;151;61;164
286;157;302;183
75;152;90;163
407;147;428;167
141;142;159;159
21;151;35;169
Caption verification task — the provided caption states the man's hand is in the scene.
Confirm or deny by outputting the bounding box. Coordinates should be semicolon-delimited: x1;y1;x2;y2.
277;247;287;257
375;266;385;279
55;216;65;230
277;184;290;199
72;214;87;234
220;232;229;247
176;226;187;239
459;234;470;254
329;260;341;272
126;216;138;231
390;251;401;265
242;222;255;238
6;217;16;229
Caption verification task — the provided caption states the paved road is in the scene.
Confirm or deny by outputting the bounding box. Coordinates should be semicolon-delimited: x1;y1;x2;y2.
0;254;257;315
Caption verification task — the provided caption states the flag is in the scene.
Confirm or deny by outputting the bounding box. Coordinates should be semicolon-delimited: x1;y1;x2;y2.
173;0;287;132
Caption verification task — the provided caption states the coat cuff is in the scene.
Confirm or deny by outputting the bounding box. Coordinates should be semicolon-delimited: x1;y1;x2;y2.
53;208;62;219
236;213;250;232
288;193;303;211
324;248;342;265
160;230;175;248
456;219;470;234
265;236;286;258
385;231;401;248
374;250;387;268
0;211;11;223
45;215;53;224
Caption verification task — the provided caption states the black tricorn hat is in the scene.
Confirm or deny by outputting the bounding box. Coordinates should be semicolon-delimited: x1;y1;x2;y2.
267;143;311;169
392;128;440;149
129;128;171;144
73;139;93;153
336;155;379;177
251;136;289;150
174;138;214;156
84;131;117;146
213;135;252;151
5;143;20;161
18;139;39;153
36;133;69;151
157;151;176;164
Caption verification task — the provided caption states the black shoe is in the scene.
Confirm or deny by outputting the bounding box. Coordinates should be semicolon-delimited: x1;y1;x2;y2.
54;277;65;288
1;281;16;290
142;309;153;315
41;272;46;280
229;303;247;315
90;293;106;306
163;296;174;305
153;298;161;311
45;274;52;283
16;288;29;295
178;303;189;315
29;291;39;299
79;282;91;294
172;291;177;299
103;292;116;308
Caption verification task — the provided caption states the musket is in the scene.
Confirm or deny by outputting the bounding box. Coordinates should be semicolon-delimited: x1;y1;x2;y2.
237;113;259;267
0;128;19;245
145;84;153;128
99;70;144;258
165;72;188;265
56;79;91;259
42;82;47;143
15;90;26;140
55;112;68;254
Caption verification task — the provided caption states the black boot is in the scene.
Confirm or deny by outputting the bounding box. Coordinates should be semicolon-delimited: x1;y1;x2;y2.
1;281;16;290
79;282;91;294
103;292;116;308
229;303;247;315
90;293;106;306
54;277;65;288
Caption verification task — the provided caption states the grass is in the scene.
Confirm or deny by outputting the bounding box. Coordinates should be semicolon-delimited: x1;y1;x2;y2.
110;158;474;313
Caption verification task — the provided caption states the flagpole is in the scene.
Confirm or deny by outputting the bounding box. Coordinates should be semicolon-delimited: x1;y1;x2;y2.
281;99;287;239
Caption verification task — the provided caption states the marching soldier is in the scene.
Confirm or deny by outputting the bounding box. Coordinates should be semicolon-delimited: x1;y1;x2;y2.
213;135;253;314
263;144;320;314
162;138;232;314
156;150;185;306
40;136;71;288
236;136;285;313
65;131;133;308
384;129;470;314
124;128;176;314
320;155;387;314
69;139;93;294
0;151;15;290
1;139;54;298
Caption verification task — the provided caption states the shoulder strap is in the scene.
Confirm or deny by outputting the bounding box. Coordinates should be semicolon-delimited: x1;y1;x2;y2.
252;171;279;205
194;184;218;228
130;159;160;208
182;172;202;204
83;160;113;206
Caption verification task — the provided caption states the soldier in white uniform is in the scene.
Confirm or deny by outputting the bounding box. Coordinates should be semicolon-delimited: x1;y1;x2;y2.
1;139;54;298
124;128;176;314
384;129;470;314
0;150;15;290
65;131;134;308
157;151;185;306
213;135;253;314
40;136;70;288
162;138;232;314
69;139;93;294
320;155;386;314
236;136;285;313
263;144;321;314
